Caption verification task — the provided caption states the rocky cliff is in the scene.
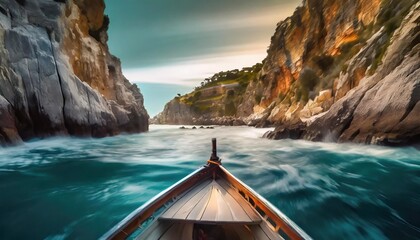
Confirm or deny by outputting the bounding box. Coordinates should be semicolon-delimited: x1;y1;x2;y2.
0;0;149;145
153;64;261;126
257;0;420;144
262;0;420;145
157;0;419;145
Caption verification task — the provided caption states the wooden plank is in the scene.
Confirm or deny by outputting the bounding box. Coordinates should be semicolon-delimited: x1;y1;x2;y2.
201;182;234;222
217;179;261;222
170;181;213;220
162;179;262;223
159;222;193;240
226;225;254;240
215;180;256;222
160;180;211;219
185;185;213;221
259;222;284;240
139;221;172;240
218;167;307;240
249;225;275;240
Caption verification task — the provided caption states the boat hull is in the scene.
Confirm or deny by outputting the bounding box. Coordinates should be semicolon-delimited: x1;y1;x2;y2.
101;163;311;240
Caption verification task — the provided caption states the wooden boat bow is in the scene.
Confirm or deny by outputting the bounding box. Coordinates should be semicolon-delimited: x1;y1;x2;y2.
101;138;311;240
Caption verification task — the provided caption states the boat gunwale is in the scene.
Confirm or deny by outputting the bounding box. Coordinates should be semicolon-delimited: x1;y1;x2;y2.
217;165;312;240
100;165;213;240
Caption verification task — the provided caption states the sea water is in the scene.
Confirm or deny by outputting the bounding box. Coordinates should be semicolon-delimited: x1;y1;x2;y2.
0;125;419;239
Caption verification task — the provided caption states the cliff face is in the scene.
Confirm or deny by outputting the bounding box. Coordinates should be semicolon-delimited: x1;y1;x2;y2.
301;4;420;145
154;99;198;125
0;0;149;145
264;0;419;145
154;64;261;126
157;0;419;145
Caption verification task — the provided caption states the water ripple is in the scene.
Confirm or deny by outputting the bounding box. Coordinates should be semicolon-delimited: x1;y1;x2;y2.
0;125;419;239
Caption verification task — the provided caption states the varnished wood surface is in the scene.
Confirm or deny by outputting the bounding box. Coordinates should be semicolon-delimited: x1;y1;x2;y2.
160;178;261;224
139;221;283;240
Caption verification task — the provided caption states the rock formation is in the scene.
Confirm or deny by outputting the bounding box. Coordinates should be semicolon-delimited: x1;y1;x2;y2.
157;0;419;145
153;64;261;126
153;99;197;125
0;0;149;145
151;98;245;126
266;1;420;145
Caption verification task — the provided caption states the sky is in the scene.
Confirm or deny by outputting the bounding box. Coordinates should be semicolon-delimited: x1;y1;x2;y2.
104;0;301;116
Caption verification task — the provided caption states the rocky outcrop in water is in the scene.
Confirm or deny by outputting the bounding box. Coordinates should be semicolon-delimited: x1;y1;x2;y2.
154;65;261;126
0;0;148;145
151;98;246;126
152;99;197;125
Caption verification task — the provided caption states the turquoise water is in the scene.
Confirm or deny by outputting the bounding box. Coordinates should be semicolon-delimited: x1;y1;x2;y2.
0;125;419;239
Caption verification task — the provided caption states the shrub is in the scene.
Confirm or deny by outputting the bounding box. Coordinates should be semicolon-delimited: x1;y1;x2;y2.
339;40;358;55
385;18;399;35
227;89;235;98
278;92;285;101
224;102;236;116
313;54;334;72
299;68;319;91
300;88;309;103
193;91;201;100
255;93;262;104
295;88;302;102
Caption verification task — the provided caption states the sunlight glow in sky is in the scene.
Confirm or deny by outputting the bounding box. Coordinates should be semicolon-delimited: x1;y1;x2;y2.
124;52;266;87
105;0;301;116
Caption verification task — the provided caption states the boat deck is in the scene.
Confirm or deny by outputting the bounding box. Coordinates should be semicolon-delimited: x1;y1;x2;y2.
138;178;282;239
160;179;261;223
102;139;310;240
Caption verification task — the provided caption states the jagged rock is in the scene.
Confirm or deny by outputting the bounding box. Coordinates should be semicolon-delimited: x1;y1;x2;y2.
0;0;148;145
55;57;118;137
232;119;245;126
334;28;387;100
264;1;420;146
73;0;105;32
154;98;247;126
299;90;332;121
5;25;67;137
239;0;382;116
264;123;306;140
155;99;196;125
303;3;420;145
0;95;21;145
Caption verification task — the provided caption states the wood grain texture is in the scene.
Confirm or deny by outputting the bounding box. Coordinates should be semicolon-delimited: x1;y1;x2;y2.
251;223;284;240
160;222;193;240
160;180;211;219
160;179;261;223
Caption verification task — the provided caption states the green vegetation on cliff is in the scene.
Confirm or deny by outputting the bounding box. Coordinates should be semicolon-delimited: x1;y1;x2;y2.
175;63;262;116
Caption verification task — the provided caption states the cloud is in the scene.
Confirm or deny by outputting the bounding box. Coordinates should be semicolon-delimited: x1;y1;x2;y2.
107;0;301;69
160;3;298;37
108;0;302;86
120;4;301;85
123;50;266;86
